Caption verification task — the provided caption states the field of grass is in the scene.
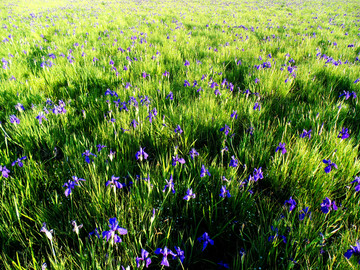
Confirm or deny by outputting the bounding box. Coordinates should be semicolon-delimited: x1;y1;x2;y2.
0;0;360;269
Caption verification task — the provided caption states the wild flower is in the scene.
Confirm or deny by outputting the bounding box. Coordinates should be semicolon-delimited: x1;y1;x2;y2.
253;102;261;111
299;207;311;220
220;186;231;198
338;128;349;139
229;156;238;167
155;246;176;267
163;175;175;194
174;246;185;263
284;197;296;212
172;155;185;166
200;165;211;177
320;197;337;214
344;241;360;264
136;147;148;161
350;176;360;192
40;223;54;241
89;228;100;239
36;112;48;124
268;226;286;243
322;159;337;173
11;156;27;167
220;124;231;136
300;129;312;139
275;143;287;154
106;175;123;189
230;110;238;119
197;232;214;251
105;89;118;97
136;249;151;268
174;125;183;134
102;217;127;243
63;180;78;197
10;115;20;125
108;149;116;161
97;144;106;152
82;150;96;163
183;188;196;201
71;220;83;235
166;92;173;100
0;165;10;178
189;148;199;160
15;103;25;112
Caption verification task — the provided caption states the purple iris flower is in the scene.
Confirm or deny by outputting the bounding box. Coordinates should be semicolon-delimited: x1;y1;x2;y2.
63;180;78;197
163;175;175;194
275;143;287;154
10;115;20;125
214;89;221;96
136;147;148;161
174;125;183;134
220;186;231;198
299;207;311;220
323;159;337;173
231;110;238;119
130;119;139;129
136;249;151;268
155;246;177;267
320;197;338;214
300;129;312;139
174;246;185;263
146;108;157;123
105;89;118;97
338;128;349;139
184;60;190;66
229;156;238;167
253;167;263;182
11;156;27;167
253;102;261;111
82;150;97;163
268;226;287;243
172;155;185;166
218;261;230;269
200;165;211;177
344;241;360;264
0;165;10;178
284;196;297;212
163;71;169;77
220;124;231;136
88;228;100;239
106;175;123;189
351;176;360;192
97;144;106;152
102;218;127;243
197;232;214;251
189;148;199;160
15;103;25;112
166;92;173;100
184;80;190;87
36;112;48;124
183;188;196;201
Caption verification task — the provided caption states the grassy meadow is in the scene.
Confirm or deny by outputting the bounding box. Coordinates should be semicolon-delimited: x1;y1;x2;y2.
0;0;360;269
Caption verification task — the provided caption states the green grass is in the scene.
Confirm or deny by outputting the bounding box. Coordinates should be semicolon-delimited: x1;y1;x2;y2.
0;0;360;269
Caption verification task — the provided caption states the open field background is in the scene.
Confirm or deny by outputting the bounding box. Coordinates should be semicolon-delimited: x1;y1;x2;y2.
0;0;360;269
